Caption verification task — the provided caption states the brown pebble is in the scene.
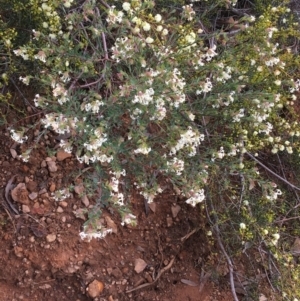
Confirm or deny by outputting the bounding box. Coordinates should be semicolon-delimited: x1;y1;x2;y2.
49;183;56;192
87;280;104;298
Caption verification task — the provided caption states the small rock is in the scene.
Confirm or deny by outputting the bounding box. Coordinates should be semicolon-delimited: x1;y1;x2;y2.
57;206;64;213
60;201;68;208
46;234;56;243
87;280;104;298
26;181;38;193
41;160;47;168
29;192;38;201
22;205;30;213
105;216;118;234
2;161;10;167
14;246;23;258
111;267;123;279
61;216;66;223
74;184;84;195
56;149;72;161
47;161;58;172
22;165;29;173
39;188;48;195
134;258;147;274
171;204;181;218
25;176;30;183
49;183;56;192
107;267;113;275
148;202;156;213
11;183;30;204
10;148;18;159
166;217;173;227
82;194;89;207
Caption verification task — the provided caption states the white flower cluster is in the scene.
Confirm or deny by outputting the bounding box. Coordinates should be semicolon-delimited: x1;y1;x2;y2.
51;188;71;202
81;99;104;114
121;213;137;226
186;189;205;207
232;108;245;123
10;129;28;144
265;57;280;67
111;36;136;63
52;82;69;105
196;78;213;95
132;88;154;105
182;4;195;21
289;79;300;93
167;157;185;175
109;177;125;207
194;46;218;68
106;6;124;24
134;144;151;155
13;48;29;60
59;140;73;153
270;233;280;246
166;68;186;92
216;63;233;83
19;76;30;85
170;127;204;157
266;188;282;201
135;183;163;204
79;228;112;242
34;50;46;63
42;113;78;135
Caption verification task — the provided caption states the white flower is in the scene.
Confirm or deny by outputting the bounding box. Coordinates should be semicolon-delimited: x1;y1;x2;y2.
156;25;163;32
122;2;131;11
145;37;154;44
240;223;246;230
142;22;151;31
134;145;151;155
154;14;162;22
10;129;28;144
162;28;168;36
186;189;205;206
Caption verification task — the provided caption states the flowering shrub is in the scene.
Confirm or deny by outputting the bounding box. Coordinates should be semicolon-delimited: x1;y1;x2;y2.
3;0;300;298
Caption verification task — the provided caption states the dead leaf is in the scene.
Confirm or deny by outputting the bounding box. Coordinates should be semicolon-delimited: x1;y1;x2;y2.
11;183;30;204
291;237;300;256
105;216;118;234
249;178;255;191
171;204;181;218
10;148;17;158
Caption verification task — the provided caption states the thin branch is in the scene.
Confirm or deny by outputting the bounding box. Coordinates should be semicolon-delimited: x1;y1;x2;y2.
214;223;240;301
102;32;108;60
205;197;240;301
246;152;300;191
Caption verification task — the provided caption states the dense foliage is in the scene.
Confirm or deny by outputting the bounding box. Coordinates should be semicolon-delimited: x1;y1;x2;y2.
1;0;300;299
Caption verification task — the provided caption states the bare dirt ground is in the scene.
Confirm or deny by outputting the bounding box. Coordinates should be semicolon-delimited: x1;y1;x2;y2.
0;111;234;301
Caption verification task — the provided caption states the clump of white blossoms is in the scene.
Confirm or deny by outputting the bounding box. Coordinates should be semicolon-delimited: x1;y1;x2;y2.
185;189;205;207
10;129;28;144
170;127;204;157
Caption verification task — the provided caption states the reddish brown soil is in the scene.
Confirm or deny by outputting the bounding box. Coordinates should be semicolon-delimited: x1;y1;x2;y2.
0;120;234;301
